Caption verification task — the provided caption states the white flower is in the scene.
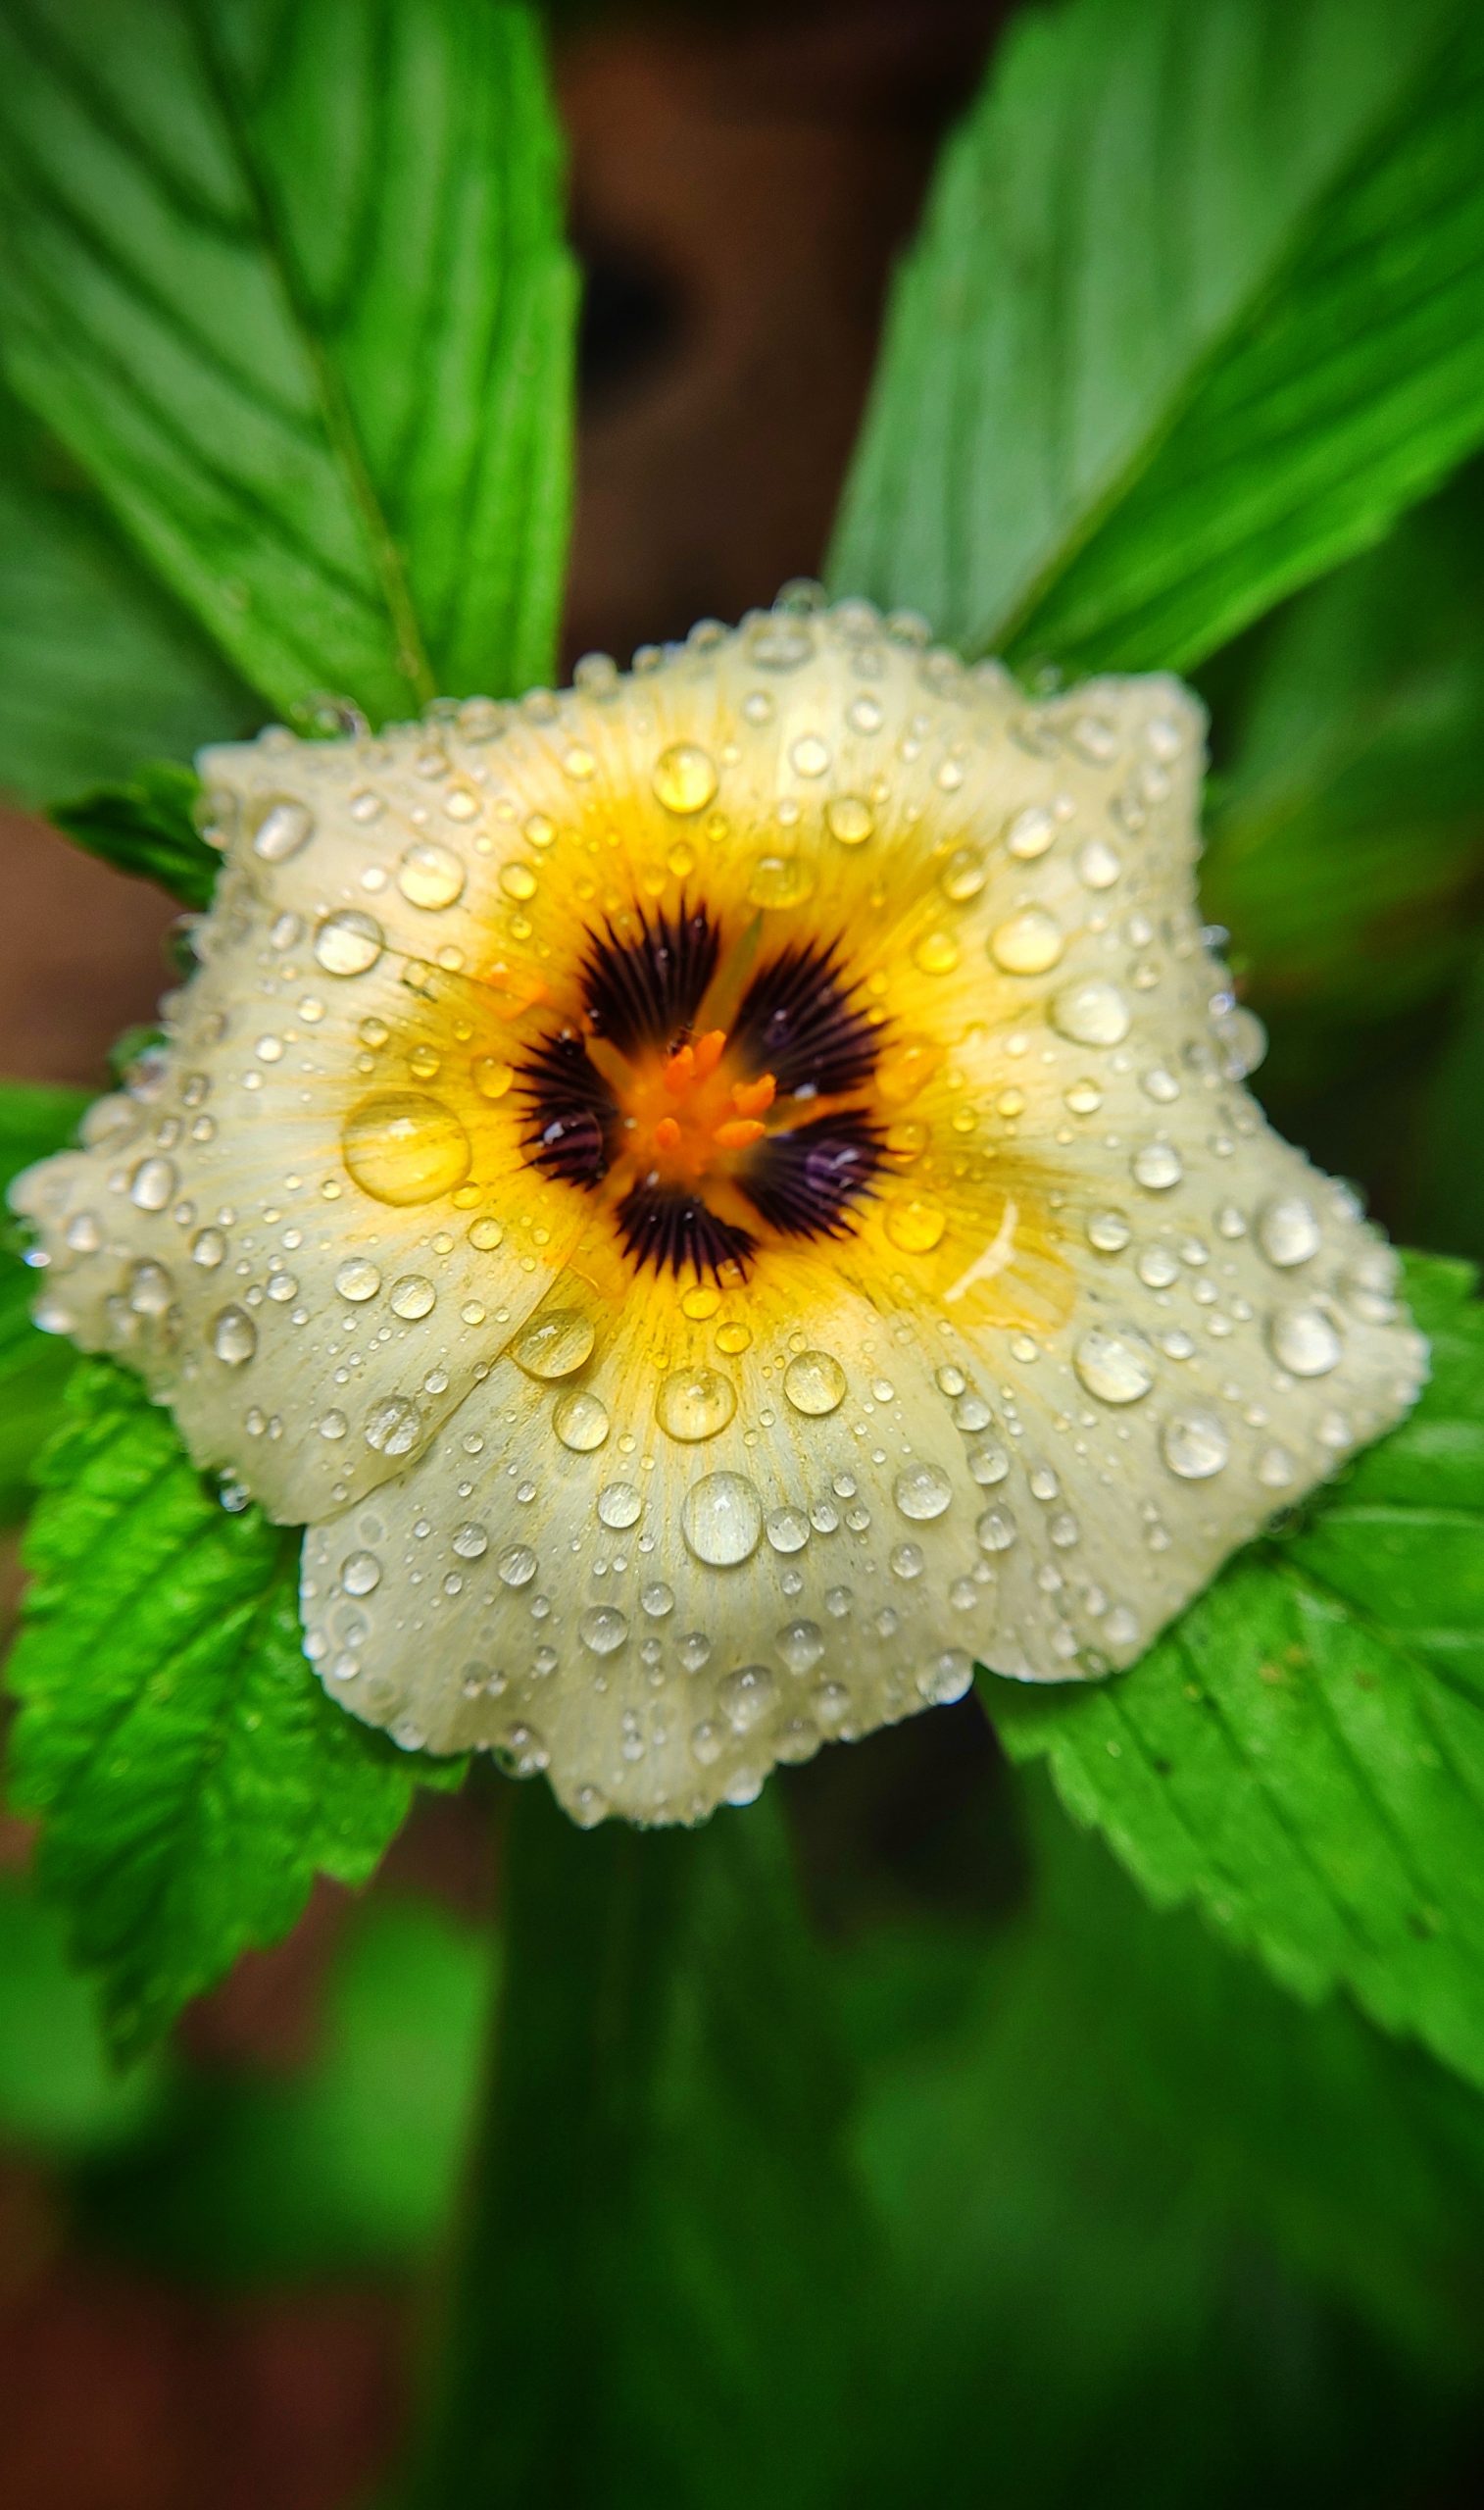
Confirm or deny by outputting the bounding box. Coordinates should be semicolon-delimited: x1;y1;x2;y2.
12;594;1427;1826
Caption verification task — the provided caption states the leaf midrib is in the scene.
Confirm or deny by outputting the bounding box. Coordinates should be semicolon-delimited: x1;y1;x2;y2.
180;0;435;707
988;14;1463;656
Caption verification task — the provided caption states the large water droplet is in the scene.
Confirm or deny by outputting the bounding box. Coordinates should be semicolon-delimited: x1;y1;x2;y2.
213;1305;256;1366
1256;1195;1321;1268
1131;1141;1182;1191
390;1275;436;1320
683;1471;763;1566
657;1366;736;1441
341;1549;381;1595
129;1156;175;1212
251;796;314;862
783;1349;847;1416
884;1195;946;1254
1161;1409;1229;1479
1267;1304;1342;1378
597;1482;642;1530
342;1092;470;1204
554;1389;610;1450
1051;979;1130;1046
397;841;466;910
334;1255;381;1302
826;794;874;846
991;909;1064;976
1073;1327;1155;1404
580;1606;629;1656
652;742;717;814
314;909;383;977
191;1226;226;1269
893;1462;953;1521
365;1394;423;1456
513;1308;596;1380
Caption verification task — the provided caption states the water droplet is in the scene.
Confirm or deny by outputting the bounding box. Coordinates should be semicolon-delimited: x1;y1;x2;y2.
335;1256;381;1302
1161;1409;1229;1479
1131;1141;1182;1191
766;1506;810;1553
469;1217;504;1251
129;1156;175;1212
719;1664;775;1731
748;852;814;909
319;1409;347;1440
1051;979;1130;1046
389;1275;436;1321
657;1366;736;1441
452;1523;488;1559
366;1394;422;1456
1075;838;1120;889
513;1308;596;1380
1257;1195;1321;1268
683;1471;763;1566
1086;1210;1131;1254
826;794;874;846
127;1259;173;1317
555;1389;611;1450
1267;1304;1342;1378
1073;1328;1155;1404
191;1226;226;1269
251;797;314;862
919;1648;974;1705
789;734;830;778
940;846;986;901
341;1549;381;1595
991;909;1064;975
396;840;466;909
314;909;383;977
1005;805;1055;860
343;1092;470;1205
213;1304;256;1366
778;1620;824;1676
497;1543;537;1586
976;1507;1016;1551
472;1057;515;1101
598;1482;642;1530
890;1541;925;1579
1257;1444;1298;1489
783;1349;847;1416
641;1581;674;1617
580;1605;629;1656
884;1195;946;1254
914;929;960;977
652;743;717;814
893;1462;953;1521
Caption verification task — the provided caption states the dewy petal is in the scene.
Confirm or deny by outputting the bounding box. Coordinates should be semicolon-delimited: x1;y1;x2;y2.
15;596;1428;1823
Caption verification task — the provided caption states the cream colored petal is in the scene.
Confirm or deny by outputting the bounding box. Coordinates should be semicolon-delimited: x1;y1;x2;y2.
10;857;588;1521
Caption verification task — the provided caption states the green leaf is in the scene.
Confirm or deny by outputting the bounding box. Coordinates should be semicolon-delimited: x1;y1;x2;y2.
987;1252;1484;2090
0;1077;90;1520
829;0;1484;676
0;0;577;724
1201;463;1484;1032
0;386;253;806
4;1360;446;2057
404;1783;879;2510
50;760;218;907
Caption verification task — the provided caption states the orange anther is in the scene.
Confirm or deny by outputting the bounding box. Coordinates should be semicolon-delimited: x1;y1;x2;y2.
653;1115;682;1153
714;1117;767;1151
730;1072;776;1119
692;1029;728;1079
663;1044;696;1096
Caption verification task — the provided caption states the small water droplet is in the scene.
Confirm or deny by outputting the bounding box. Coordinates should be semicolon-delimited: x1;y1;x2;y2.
341;1549;381;1595
1131;1141;1182;1191
335;1255;381;1302
1256;1195;1321;1268
472;1057;515;1100
1005;806;1055;860
825;794;874;846
598;1482;642;1530
129;1156;175;1212
191;1226;227;1269
766;1507;810;1554
390;1275;436;1321
365;1394;422;1455
940;846;986;902
975;1507;1016;1551
789;734;830;778
581;1605;629;1656
497;1543;537;1586
884;1195;945;1254
719;1663;775;1731
251;796;314;862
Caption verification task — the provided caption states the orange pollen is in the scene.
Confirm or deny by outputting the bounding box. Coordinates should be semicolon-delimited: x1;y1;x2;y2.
614;1027;780;1183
